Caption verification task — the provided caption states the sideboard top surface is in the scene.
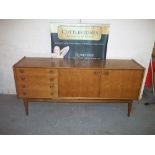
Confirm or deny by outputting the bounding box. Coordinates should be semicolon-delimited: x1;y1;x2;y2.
13;57;144;70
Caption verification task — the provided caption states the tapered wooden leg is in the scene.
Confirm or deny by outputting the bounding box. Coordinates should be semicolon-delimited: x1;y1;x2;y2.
128;101;132;117
23;98;28;116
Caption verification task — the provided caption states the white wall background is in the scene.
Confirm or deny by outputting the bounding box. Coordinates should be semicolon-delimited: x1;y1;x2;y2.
0;19;155;98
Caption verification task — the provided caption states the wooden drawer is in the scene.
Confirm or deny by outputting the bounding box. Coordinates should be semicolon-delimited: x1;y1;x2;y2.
15;68;58;76
16;75;58;85
18;89;58;98
15;74;58;91
15;68;58;98
17;83;58;90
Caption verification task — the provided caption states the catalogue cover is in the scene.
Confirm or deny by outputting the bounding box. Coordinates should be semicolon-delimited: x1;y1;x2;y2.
50;23;109;59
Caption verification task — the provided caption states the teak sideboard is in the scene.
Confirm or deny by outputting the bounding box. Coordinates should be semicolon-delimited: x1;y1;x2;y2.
13;57;145;116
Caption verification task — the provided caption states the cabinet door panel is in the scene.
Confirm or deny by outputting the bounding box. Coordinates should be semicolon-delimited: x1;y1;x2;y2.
59;69;100;97
100;70;143;99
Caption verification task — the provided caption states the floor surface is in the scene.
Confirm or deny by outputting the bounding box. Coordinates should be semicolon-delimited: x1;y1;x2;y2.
0;92;155;135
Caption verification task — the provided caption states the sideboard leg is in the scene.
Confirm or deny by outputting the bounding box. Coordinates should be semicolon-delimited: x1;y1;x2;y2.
23;98;28;116
128;101;132;117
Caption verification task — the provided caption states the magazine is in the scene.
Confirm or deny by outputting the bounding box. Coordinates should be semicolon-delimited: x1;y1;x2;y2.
50;23;109;59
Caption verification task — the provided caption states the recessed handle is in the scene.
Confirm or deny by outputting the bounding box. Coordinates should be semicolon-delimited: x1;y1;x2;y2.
49;78;54;81
50;85;54;88
102;71;109;75
94;71;101;75
49;70;54;74
21;77;26;81
23;92;27;95
50;92;54;96
22;85;26;88
19;69;24;73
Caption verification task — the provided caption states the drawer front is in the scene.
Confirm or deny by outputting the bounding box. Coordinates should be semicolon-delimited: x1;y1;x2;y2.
16;75;58;89
15;68;58;98
18;90;57;98
15;68;58;76
17;83;58;91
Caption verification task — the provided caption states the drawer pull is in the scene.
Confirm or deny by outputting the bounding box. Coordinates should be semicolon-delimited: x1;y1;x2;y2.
50;93;54;96
22;85;26;88
21;77;26;81
94;71;101;75
49;70;54;74
19;69;24;73
50;85;54;88
49;78;54;81
23;92;27;95
102;71;109;75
